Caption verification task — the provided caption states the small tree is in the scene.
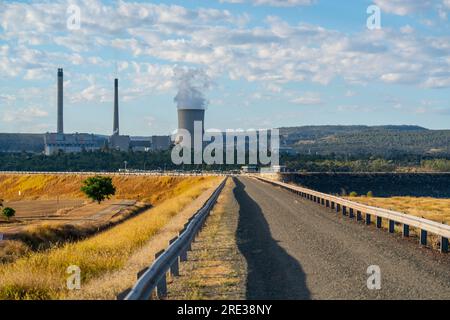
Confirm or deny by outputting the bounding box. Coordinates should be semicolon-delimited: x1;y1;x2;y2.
81;176;116;204
367;191;374;198
349;191;358;197
2;207;15;221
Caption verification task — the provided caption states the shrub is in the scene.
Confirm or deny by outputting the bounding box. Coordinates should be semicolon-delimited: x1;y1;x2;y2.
349;191;358;197
367;191;374;197
2;207;16;220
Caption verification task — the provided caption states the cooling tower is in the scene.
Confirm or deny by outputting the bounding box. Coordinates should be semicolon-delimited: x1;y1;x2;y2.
57;68;63;134
178;109;204;137
113;78;119;135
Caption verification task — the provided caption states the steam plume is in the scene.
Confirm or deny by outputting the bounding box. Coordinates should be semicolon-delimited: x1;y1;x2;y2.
174;67;210;110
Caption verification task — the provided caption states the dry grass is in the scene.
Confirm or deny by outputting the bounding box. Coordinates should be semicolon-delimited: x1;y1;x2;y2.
348;196;450;249
67;179;222;300
0;175;215;263
0;174;205;204
10;202;146;252
0;241;30;264
168;179;247;300
349;196;450;225
0;176;221;300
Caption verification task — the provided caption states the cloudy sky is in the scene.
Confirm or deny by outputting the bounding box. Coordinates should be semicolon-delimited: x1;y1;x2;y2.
0;0;450;135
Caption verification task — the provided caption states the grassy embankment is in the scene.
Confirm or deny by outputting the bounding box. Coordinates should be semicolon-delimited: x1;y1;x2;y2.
350;197;450;225
0;175;221;299
0;174;200;202
0;175;215;262
348;196;450;248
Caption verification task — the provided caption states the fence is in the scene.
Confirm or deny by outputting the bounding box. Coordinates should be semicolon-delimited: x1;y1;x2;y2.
123;177;227;300
255;176;449;253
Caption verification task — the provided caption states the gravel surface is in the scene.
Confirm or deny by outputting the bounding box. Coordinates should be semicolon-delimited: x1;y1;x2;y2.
234;177;450;300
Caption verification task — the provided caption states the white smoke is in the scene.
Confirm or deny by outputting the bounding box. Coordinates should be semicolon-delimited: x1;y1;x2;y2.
174;67;210;110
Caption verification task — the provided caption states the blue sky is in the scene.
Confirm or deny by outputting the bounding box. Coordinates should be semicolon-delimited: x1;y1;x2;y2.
0;0;449;135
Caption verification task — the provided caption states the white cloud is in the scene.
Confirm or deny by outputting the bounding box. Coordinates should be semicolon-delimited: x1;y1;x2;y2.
291;92;323;105
2;106;48;123
220;0;314;6
0;0;449;103
0;94;16;104
374;0;432;16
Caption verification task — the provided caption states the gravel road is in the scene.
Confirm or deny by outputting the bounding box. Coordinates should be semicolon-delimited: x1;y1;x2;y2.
234;177;450;300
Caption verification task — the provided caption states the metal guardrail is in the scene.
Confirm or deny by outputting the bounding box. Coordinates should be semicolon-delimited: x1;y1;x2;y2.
123;177;227;300
255;176;450;253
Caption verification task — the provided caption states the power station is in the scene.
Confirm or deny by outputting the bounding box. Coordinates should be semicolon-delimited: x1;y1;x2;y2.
177;108;205;146
44;68;104;155
44;68;170;155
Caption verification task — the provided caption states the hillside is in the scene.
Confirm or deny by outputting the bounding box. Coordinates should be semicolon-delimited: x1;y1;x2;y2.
279;125;450;156
0;174;213;204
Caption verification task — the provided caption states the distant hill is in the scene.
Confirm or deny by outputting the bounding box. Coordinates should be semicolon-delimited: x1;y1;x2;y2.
279;125;450;156
2;125;450;157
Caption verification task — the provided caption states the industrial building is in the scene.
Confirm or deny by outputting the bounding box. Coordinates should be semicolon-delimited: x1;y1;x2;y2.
44;69;105;155
44;133;105;155
43;68;170;155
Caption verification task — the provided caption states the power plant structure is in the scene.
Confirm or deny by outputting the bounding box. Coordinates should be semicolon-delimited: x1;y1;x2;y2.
109;78;131;152
43;68;170;155
57;68;64;134
113;78;119;135
176;108;205;147
44;68;105;155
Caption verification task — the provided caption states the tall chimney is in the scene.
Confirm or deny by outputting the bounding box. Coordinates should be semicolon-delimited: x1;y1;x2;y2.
113;78;119;135
57;68;63;134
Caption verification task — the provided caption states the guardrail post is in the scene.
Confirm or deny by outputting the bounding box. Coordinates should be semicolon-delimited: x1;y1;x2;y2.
403;224;410;237
349;208;354;219
441;237;449;253
156;274;167;299
321;198;325;206
336;204;341;213
326;200;330;208
388;220;395;233
420;230;427;246
356;211;362;221
365;213;371;225
170;259;180;277
180;249;188;262
376;217;382;229
169;237;180;277
331;202;335;210
342;206;347;216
